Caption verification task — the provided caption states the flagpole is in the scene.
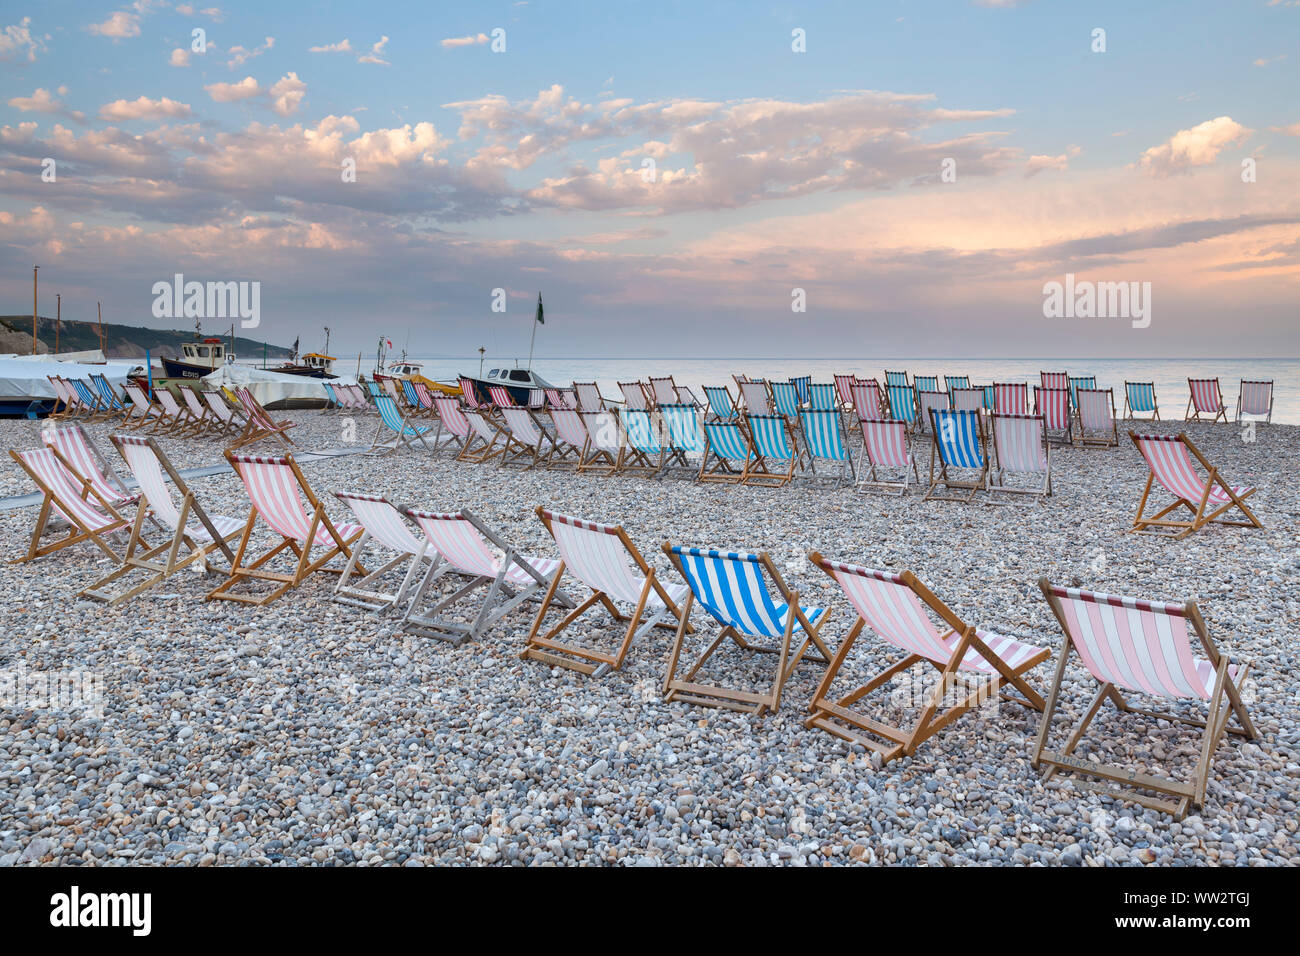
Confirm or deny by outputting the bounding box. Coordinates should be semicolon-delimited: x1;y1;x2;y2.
527;315;538;371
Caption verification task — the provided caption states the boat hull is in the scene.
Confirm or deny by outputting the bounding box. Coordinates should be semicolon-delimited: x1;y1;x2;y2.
160;357;217;380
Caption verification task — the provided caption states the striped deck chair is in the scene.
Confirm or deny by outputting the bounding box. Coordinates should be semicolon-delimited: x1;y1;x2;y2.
951;387;985;414
179;384;219;435
1035;580;1256;819
155;388;201;436
47;376;75;417
203;389;246;436
924;408;990;502
40;424;142;519
460;409;508;464
856;418;918;495
90;373;129;421
913;375;939;394
457;376;487;411
806;556;1048;763
1040;371;1069;390
1077;387;1118;447
411;381;439;416
980;384;996;411
71;379;109;421
527;388;546;410
524;508;690;676
1033;386;1073;444
487;384;517;410
885;370;909;389
547;408;589;469
331;492;441;614
703;385;739;422
81;436;242;604
798;409;855;486
322;382;342;412
619;381;651;411
1123;381;1159;420
123;383;163;430
573;381;606;412
369;393;433;455
791;375;811;406
207;451;363;607
661;545;832;715
544;387;574;410
738;379;771;415
10;445;134;563
944;374;970;392
334;384;358;411
916;390;947;434
430;395;472;455
398;379;422;412
833;374;857;411
849;379;883;420
771;381;802;419
658;403;704;476
989;413;1051;502
1129;432;1261;539
648;376;680;406
578;410;623;474
620;407;666;477
808;383;838;412
498;406;560;469
1235;380;1273;425
887;384;917;429
399;508;568;645
698;420;755;483
743;413;801;487
350;384;374;411
367;381;382;401
676;385;701;408
993;382;1029;416
380;378;402;405
229;386;296;451
1068;375;1096;411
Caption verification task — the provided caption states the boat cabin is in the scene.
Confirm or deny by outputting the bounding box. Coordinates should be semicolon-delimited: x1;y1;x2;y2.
301;353;335;374
181;338;226;369
387;361;423;378
487;367;541;386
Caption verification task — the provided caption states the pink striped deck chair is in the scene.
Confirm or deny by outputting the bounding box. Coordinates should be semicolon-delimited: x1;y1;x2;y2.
487;384;517;410
1235;380;1273;425
123;383;163;430
547;408;589;468
648;376;680;406
1129;432;1261;539
207;451;363;606
807;556;1049;763
154;388;200;436
457;376;487;411
989;413;1051;502
524;508;690;676
993;382;1029;415
578;410;623;474
411;380;439;416
833;374;857;411
497;406;560;469
399;508;568;644
229;386;296;451
1186;378;1226;423
856;418;918;495
1040;371;1069;390
9;446;132;563
430;395;471;454
619;381;651;411
345;384;370;411
331;492;442;613
544;387;574;410
47;376;75;417
460;408;508;464
40;423;138;511
379;377;401;404
1036;580;1257;818
1033;386;1073;444
951;387;985;414
849;380;883;420
1077;387;1118;446
738;379;771;415
573;381;606;412
81;435;242;603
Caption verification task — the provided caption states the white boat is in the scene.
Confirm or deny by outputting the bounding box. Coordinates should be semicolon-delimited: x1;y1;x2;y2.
0;356;137;416
202;364;357;410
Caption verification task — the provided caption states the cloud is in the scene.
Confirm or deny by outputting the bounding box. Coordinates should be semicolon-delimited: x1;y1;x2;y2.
441;33;489;49
0;17;46;62
359;35;389;65
205;76;262;102
1270;122;1300;136
88;11;141;39
170;47;190;67
269;73;307;117
99;95;193;121
176;4;224;19
227;36;274;68
1024;145;1081;177
9;88;59;113
1138;116;1251;176
310;38;351;53
1253;54;1287;67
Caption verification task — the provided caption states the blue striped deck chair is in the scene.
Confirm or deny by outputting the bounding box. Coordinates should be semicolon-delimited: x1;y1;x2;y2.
703;385;738;422
981;385;996;411
620;407;665;476
366;381;382;401
808;383;838;411
1068;375;1095;410
925;408;990;502
798;409;855;485
71;379;108;421
743;413;801;486
90;373;128;420
699;421;755;483
792;375;811;406
400;378;422;411
771;381;802;418
945;374;970;392
1124;381;1159;420
885;370;909;389
914;375;939;394
369;393;433;455
658;403;703;475
887;384;917;429
661;544;833;715
323;382;341;411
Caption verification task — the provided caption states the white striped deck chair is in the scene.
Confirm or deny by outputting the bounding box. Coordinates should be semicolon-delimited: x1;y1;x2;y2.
1129;432;1261;539
1077;387;1118;447
738;379;771;415
578;410;623;474
573;381;606;412
989;413;1051;502
662;545;832;715
544;387;574;410
658;403;704;475
771;381;802;418
460;409;508;464
331;492;442;614
703;385;738;422
399;508;568;645
849;380;883;420
798;409;855;485
648;376;680;406
699;421;755;483
1235;380;1273;425
856;418;918;495
179;384;220;435
951;387;985;414
677;385;701;408
944;374;970;392
547;408;589;468
924;408;990;502
350;384;374;411
208;452;363;607
1032;386;1073;444
9;446;131;563
743;413;800;487
380;378;402;404
887;384;917;428
202;389;247;435
1036;580;1256;818
527;388;546;410
619;381;651;411
369;393;434;456
47;375;75;417
1067;375;1096;411
497;406;559;469
156;388;200;436
525;508;690;676
81;435;242;604
429;395;471;454
1123;381;1159;420
1040;371;1069;390
833;374;857;411
123;383;163;430
620;407;665;476
808;383;838;412
230;386;296;451
993;382;1029;416
913;375;939;394
916;390;947;434
807;556;1048;763
40;423;138;511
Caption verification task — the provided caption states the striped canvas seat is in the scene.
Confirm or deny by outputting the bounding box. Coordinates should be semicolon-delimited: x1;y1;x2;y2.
409;513;560;588
1067;376;1096;410
400;379;421;410
331;492;441;613
925;408;989;502
738;380;770;415
807;556;1048;762
1077;388;1118;446
990;413;1051;501
457;377;485;409
578;410;623;474
47;376;75;417
951;387;984;413
178;385;218;433
791;376;811;405
202;390;243;431
887;384;917;425
367;381;382;399
993;382;1029;415
620;407;664;476
807;383;838;411
771;381;802;417
885;370;909;388
90;374;127;417
619;381;650;411
799;409;854;485
544;387;574;410
498;406;559;469
429;396;471;454
648;376;679;406
1129;432;1261;539
548;408;589;466
156;389;197;434
981;384;996;410
1033;386;1072;443
744;413;800;486
71;379;106;419
230;386;295;451
123;383;161;427
833;374;857;410
461;409;507;464
673;548;825;639
1236;380;1273;424
487;384;516;409
409;380;436;413
945;374;970;392
1036;581;1257;818
1124;381;1158;419
573;382;605;412
10;446;131;563
322;382;341;410
370;393;432;455
1040;371;1069;390
703;385;738;421
849;380;883;420
856;418;917;495
916;390;947;434
41;424;138;508
659;403;705;472
913;375;939;393
699;421;755;483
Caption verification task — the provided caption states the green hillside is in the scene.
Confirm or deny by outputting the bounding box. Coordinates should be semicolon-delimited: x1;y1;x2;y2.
0;315;295;360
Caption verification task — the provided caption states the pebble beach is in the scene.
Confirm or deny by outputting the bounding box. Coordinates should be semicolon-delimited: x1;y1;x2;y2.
0;410;1296;867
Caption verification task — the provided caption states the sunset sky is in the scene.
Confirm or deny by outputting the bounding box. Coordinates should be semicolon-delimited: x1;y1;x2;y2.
2;1;1298;360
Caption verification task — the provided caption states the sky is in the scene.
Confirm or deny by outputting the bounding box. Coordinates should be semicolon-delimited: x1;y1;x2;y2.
1;0;1298;363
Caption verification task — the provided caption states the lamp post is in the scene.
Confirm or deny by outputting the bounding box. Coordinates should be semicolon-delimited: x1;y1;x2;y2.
478;346;486;376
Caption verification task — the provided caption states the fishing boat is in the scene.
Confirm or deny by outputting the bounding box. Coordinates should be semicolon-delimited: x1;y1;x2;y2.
458;366;554;407
160;337;228;379
275;352;337;379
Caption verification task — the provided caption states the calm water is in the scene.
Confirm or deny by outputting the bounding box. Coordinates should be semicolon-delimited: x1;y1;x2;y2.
386;357;1300;425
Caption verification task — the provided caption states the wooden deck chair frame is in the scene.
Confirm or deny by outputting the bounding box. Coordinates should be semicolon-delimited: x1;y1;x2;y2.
202;389;247;436
1235;380;1273;425
9;446;132;564
496;406;559;469
1128;431;1262;539
742;413;801;487
1185;378;1227;423
661;544;833;716
697;420;754;483
121;383;162;430
523;508;690;676
458;408;509;464
1077;387;1119;447
806;555;1049;764
1123;381;1160;420
856;418;919;495
177;384;220;436
988;413;1052;504
1034;579;1257;818
227;387;296;451
924;408;991;503
576;410;623;475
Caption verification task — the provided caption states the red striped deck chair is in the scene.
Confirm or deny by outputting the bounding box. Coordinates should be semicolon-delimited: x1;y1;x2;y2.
457;376;487;411
916;390;948;434
661;544;832;716
856;418;918;495
1186;378;1226;423
207;451;363;606
460;408;508;464
81;436;242;604
698;420;755;483
619;381;651;411
1033;386;1073;444
123;383;163;430
400;508;567;644
989;413;1052;502
573;381;606;412
547;408;589;469
1040;371;1069;390
524;508;691;676
431;396;471;455
9;446;132;563
849;379;883;420
806;556;1048;763
486;384;517;410
1035;580;1257;819
1122;381;1159;420
739;379;771;415
993;382;1029;415
379;378;401;405
40;423;138;512
331;492;441;613
578;410;623;474
544;387;573;410
1129;432;1261;539
833;374;857;411
1077;387;1118;446
348;384;372;411
1235;380;1273;425
648;376;680;406
497;406;559;469
951;387;985;414
229;386;296;451
410;380;439;416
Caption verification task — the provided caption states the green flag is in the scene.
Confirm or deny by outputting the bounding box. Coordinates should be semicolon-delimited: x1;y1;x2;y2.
535;293;544;325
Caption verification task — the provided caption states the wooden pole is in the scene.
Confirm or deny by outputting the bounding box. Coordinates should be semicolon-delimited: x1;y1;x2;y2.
32;265;38;354
55;293;60;354
97;301;104;352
